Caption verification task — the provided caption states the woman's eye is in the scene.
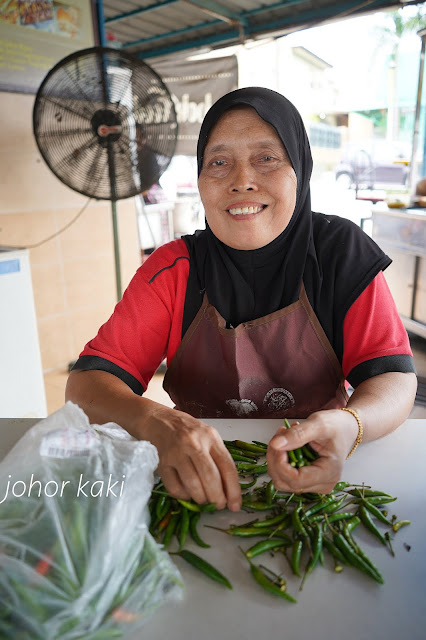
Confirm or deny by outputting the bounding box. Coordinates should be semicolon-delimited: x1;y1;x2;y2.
212;159;226;166
261;155;274;162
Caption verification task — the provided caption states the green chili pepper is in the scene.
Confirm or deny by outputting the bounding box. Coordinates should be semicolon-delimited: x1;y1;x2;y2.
82;629;123;639
225;445;260;460
358;504;387;546
392;519;411;532
321;494;347;514
300;523;323;590
251;440;268;449
242;500;274;511
311;511;353;524
245;538;289;559
239;478;258;490
188;512;211;548
287;448;299;467
333;533;384;584
293;446;305;467
348;488;393;499
252;512;289;529
178;506;190;551
162;512;180;548
177;499;216;512
322;536;347;565
155;494;168;520
230;452;259;463
303;495;335;519
345;515;361;532
333;481;350;492
205;524;273;538
265;480;276;505
237;462;268;475
363;496;397;506
292;504;309;538
341;524;384;580
224;439;266;454
242;552;297;603
264;529;292;543
301;444;317;462
177;550;232;589
290;539;303;577
363;500;393;526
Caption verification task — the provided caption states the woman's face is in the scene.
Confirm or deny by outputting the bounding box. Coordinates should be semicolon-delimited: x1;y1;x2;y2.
198;106;297;250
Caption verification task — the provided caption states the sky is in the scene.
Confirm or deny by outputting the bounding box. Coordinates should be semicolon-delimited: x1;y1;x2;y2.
284;10;421;69
284;9;423;111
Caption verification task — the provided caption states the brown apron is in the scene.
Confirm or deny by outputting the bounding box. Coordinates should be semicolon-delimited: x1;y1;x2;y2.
163;283;348;419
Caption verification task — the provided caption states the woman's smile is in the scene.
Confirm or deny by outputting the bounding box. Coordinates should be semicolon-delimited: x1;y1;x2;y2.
226;202;267;217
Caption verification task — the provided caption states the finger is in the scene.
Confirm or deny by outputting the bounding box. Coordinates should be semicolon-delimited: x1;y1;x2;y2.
159;465;191;500
269;456;340;494
177;457;210;505
268;421;300;451
211;446;242;512
188;449;231;510
269;421;314;454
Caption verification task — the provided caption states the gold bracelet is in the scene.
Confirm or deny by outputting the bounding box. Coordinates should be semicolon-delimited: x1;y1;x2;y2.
341;407;363;459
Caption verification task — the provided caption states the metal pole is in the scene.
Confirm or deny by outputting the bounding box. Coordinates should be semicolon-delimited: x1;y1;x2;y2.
96;0;107;46
409;28;426;201
111;199;122;299
96;0;122;300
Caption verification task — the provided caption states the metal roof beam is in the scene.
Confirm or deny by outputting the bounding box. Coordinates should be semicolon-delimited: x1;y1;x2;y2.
104;0;179;25
245;0;313;18
136;28;241;59
181;0;247;26
246;0;390;33
123;18;222;48
133;0;399;58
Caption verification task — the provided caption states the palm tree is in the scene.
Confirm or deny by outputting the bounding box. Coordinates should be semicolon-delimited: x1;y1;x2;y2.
377;5;426;141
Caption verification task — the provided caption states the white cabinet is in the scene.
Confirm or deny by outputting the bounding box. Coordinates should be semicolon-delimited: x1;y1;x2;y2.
0;249;47;417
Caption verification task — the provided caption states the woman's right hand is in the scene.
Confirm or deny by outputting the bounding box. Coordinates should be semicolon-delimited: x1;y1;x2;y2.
66;370;242;511
140;404;242;512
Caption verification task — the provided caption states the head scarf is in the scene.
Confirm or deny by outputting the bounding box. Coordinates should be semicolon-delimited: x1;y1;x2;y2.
183;87;390;361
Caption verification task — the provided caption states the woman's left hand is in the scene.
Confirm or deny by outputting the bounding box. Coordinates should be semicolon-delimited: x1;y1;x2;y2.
266;409;359;494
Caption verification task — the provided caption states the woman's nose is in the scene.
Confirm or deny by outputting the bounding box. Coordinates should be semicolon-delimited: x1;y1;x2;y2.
229;162;258;192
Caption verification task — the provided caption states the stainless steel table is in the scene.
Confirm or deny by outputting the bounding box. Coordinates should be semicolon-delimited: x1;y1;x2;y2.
1;417;425;639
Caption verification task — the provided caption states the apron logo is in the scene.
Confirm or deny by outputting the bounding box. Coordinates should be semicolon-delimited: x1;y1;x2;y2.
263;388;295;413
225;388;295;417
225;398;258;417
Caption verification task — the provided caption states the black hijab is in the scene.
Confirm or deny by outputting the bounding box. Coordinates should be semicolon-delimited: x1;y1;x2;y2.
182;87;390;362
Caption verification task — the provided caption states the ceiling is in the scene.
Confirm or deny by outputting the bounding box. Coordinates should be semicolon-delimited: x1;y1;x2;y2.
100;0;423;61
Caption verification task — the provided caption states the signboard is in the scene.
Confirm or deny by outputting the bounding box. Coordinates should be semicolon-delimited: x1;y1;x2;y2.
152;54;238;156
0;0;94;94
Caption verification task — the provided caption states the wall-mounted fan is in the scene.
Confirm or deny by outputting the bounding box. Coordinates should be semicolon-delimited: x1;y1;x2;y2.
33;46;178;298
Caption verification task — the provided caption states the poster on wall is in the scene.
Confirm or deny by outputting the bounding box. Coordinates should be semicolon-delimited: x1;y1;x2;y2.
0;0;94;93
152;55;238;156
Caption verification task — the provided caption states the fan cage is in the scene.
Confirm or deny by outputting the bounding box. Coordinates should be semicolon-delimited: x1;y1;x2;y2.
33;47;178;200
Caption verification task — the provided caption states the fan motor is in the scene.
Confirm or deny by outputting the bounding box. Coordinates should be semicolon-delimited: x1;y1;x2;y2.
91;109;122;145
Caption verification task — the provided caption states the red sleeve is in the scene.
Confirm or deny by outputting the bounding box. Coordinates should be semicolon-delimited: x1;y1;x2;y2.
342;271;415;386
75;239;189;392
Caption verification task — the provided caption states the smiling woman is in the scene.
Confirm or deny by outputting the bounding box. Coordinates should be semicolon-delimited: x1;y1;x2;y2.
66;87;417;507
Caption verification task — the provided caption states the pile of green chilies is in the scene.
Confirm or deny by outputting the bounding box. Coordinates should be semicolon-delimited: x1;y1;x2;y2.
149;435;411;603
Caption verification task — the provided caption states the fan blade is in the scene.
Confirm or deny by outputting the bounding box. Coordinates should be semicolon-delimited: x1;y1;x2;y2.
37;95;94;123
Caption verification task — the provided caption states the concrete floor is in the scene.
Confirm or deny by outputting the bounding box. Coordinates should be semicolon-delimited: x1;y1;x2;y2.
44;332;426;418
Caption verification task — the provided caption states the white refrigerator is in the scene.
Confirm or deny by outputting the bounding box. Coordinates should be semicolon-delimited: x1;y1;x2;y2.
0;248;47;417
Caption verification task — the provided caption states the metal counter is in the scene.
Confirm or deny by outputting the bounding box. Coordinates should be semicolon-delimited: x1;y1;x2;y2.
372;204;426;339
1;417;426;640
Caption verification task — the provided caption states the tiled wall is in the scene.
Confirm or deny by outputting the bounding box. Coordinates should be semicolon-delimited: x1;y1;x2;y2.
0;91;141;380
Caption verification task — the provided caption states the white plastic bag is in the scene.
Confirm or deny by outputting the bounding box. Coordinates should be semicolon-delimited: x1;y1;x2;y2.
0;402;183;639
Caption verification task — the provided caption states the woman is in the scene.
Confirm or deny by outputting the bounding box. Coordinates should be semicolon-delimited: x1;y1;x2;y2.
66;88;417;510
